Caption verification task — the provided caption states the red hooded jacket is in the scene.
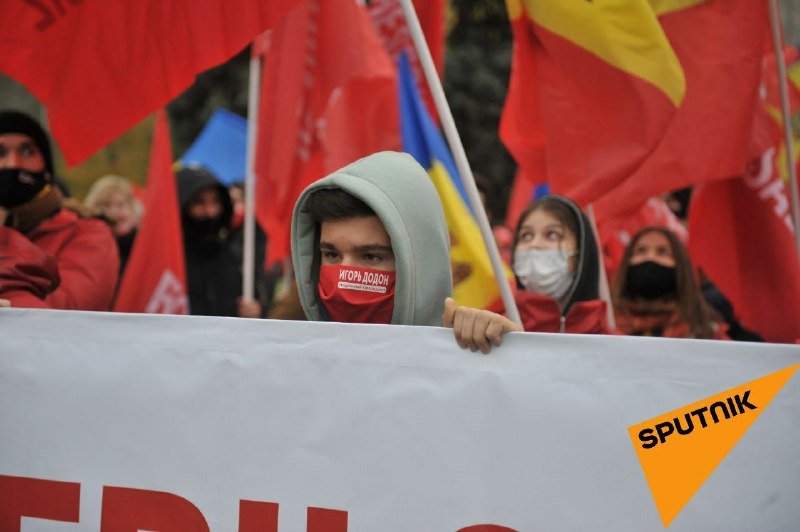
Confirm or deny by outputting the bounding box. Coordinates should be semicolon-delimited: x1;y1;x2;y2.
490;289;616;335
515;291;615;334
0;209;118;310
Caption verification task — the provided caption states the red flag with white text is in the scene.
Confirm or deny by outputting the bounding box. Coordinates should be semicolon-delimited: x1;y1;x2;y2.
367;0;445;121
688;49;800;343
689;149;800;343
0;0;300;165
254;0;400;264
114;112;188;314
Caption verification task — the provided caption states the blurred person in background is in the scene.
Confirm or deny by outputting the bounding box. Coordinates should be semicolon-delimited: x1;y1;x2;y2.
84;174;141;275
176;164;267;318
612;227;727;339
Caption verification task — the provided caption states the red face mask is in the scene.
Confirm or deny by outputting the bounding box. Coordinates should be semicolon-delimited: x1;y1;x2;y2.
318;265;396;324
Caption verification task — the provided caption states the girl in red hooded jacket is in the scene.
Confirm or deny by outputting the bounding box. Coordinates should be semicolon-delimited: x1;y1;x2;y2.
504;195;614;334
444;195;615;354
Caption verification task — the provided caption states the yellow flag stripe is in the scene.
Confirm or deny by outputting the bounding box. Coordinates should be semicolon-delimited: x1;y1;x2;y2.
428;162;511;309
648;0;708;17
520;0;686;107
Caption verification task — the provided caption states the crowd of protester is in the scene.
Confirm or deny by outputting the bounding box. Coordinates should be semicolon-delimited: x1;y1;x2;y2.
0;110;770;349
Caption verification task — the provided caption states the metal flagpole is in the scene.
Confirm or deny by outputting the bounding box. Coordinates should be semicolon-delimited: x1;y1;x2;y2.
769;0;800;260
243;54;262;302
398;0;522;325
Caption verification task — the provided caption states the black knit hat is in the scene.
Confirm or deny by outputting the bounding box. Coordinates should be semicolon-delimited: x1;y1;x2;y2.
0;110;55;175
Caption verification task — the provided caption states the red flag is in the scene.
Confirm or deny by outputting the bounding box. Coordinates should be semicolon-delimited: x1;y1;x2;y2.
254;0;401;264
501;0;768;219
367;0;445;121
504;167;539;230
689;149;800;343
0;0;300;165
501;0;684;211
592;0;769;217
688;48;800;344
114;112;188;314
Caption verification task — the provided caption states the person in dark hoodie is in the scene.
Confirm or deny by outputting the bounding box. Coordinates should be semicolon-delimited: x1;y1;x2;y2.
444;195;614;351
176;164;266;318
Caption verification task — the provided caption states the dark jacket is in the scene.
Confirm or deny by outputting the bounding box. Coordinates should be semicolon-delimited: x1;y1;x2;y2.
176;166;267;317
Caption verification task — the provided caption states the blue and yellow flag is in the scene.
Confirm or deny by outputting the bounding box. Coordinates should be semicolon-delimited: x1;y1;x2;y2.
398;52;507;309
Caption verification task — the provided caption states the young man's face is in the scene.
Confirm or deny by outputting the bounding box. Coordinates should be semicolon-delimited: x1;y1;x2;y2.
319;215;395;271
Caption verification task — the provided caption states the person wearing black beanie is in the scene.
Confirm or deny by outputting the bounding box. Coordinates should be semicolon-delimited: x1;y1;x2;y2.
0;110;55;176
0;109;119;310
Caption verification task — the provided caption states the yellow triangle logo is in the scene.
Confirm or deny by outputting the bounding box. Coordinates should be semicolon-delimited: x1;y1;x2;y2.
628;364;799;527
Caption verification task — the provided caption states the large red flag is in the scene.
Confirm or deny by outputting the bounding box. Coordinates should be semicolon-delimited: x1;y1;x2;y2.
114;112;188;314
688;50;800;344
689;149;800;343
0;0;300;165
592;0;769;217
254;0;401;264
501;0;768;219
500;0;685;211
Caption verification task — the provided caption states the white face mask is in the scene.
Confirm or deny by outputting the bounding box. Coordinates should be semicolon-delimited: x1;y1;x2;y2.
513;248;575;300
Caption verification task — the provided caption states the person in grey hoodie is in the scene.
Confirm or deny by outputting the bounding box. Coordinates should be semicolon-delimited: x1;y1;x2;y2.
291;151;520;351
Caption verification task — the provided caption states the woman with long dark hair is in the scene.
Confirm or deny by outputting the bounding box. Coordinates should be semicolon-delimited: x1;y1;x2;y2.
612;227;726;339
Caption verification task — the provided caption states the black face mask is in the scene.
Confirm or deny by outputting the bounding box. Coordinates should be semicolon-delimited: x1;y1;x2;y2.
625;261;677;300
0;167;48;209
183;215;225;236
182;214;227;255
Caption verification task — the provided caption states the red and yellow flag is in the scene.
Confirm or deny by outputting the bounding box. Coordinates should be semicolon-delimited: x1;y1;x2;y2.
502;0;768;219
501;0;685;212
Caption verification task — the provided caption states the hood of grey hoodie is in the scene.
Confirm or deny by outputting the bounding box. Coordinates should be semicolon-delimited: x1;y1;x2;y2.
291;151;452;326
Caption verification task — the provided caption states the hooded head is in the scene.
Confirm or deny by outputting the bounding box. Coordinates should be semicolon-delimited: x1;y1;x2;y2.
0;110;55;176
291;151;452;326
175;164;233;251
0;110;63;232
511;195;600;314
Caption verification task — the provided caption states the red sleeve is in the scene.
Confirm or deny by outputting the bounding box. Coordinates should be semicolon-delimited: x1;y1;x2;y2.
44;219;120;311
0;227;60;307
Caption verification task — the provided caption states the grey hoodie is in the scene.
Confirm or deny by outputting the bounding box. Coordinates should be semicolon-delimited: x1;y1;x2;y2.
291;151;452;326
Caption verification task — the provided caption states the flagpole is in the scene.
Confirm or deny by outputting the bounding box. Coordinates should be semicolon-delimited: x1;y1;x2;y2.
243;55;262;302
586;204;616;330
398;0;522;325
769;0;800;260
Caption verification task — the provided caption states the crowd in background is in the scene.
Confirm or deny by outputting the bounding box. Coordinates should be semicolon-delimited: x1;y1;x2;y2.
0;110;772;343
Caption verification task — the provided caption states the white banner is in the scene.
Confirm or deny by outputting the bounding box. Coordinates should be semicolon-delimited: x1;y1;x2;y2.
0;309;798;531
